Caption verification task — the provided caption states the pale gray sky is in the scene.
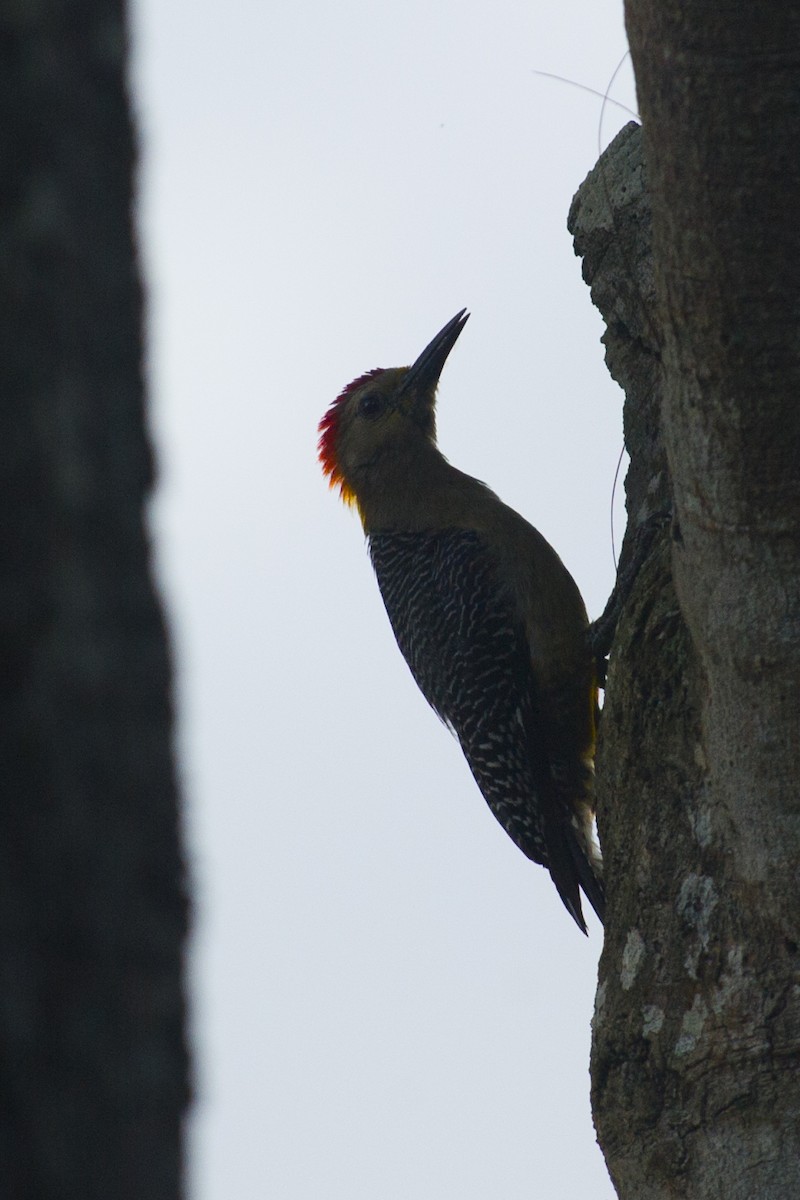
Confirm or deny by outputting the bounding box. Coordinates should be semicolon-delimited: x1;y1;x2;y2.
131;2;637;1195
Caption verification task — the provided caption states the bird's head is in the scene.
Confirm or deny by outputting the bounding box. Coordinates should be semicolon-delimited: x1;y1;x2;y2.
318;309;469;514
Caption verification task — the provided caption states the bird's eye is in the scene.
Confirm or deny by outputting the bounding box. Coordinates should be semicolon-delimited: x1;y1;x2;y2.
358;392;385;420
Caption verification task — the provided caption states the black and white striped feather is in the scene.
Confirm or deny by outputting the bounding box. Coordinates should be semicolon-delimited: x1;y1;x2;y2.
369;527;604;930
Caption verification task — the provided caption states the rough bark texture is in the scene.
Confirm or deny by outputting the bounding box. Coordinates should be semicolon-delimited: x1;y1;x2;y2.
0;3;188;1197
569;4;800;1196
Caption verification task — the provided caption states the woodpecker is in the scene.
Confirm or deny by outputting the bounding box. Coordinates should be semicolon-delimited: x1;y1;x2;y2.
318;311;604;932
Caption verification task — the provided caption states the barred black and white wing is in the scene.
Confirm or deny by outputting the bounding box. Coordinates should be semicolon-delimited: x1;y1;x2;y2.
369;528;604;930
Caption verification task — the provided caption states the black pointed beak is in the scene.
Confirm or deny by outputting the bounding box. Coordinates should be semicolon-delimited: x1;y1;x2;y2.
400;309;469;394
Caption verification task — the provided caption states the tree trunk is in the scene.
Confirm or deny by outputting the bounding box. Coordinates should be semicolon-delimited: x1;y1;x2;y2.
0;3;188;1197
568;3;800;1193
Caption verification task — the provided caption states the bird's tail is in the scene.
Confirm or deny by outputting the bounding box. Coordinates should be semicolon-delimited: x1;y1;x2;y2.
544;803;605;934
568;823;605;927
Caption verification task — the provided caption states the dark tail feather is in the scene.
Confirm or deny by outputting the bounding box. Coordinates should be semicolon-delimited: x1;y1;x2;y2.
568;831;606;927
546;823;605;934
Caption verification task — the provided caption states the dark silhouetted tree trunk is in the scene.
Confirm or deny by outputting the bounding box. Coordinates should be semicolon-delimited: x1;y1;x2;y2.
569;4;800;1197
0;3;188;1197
